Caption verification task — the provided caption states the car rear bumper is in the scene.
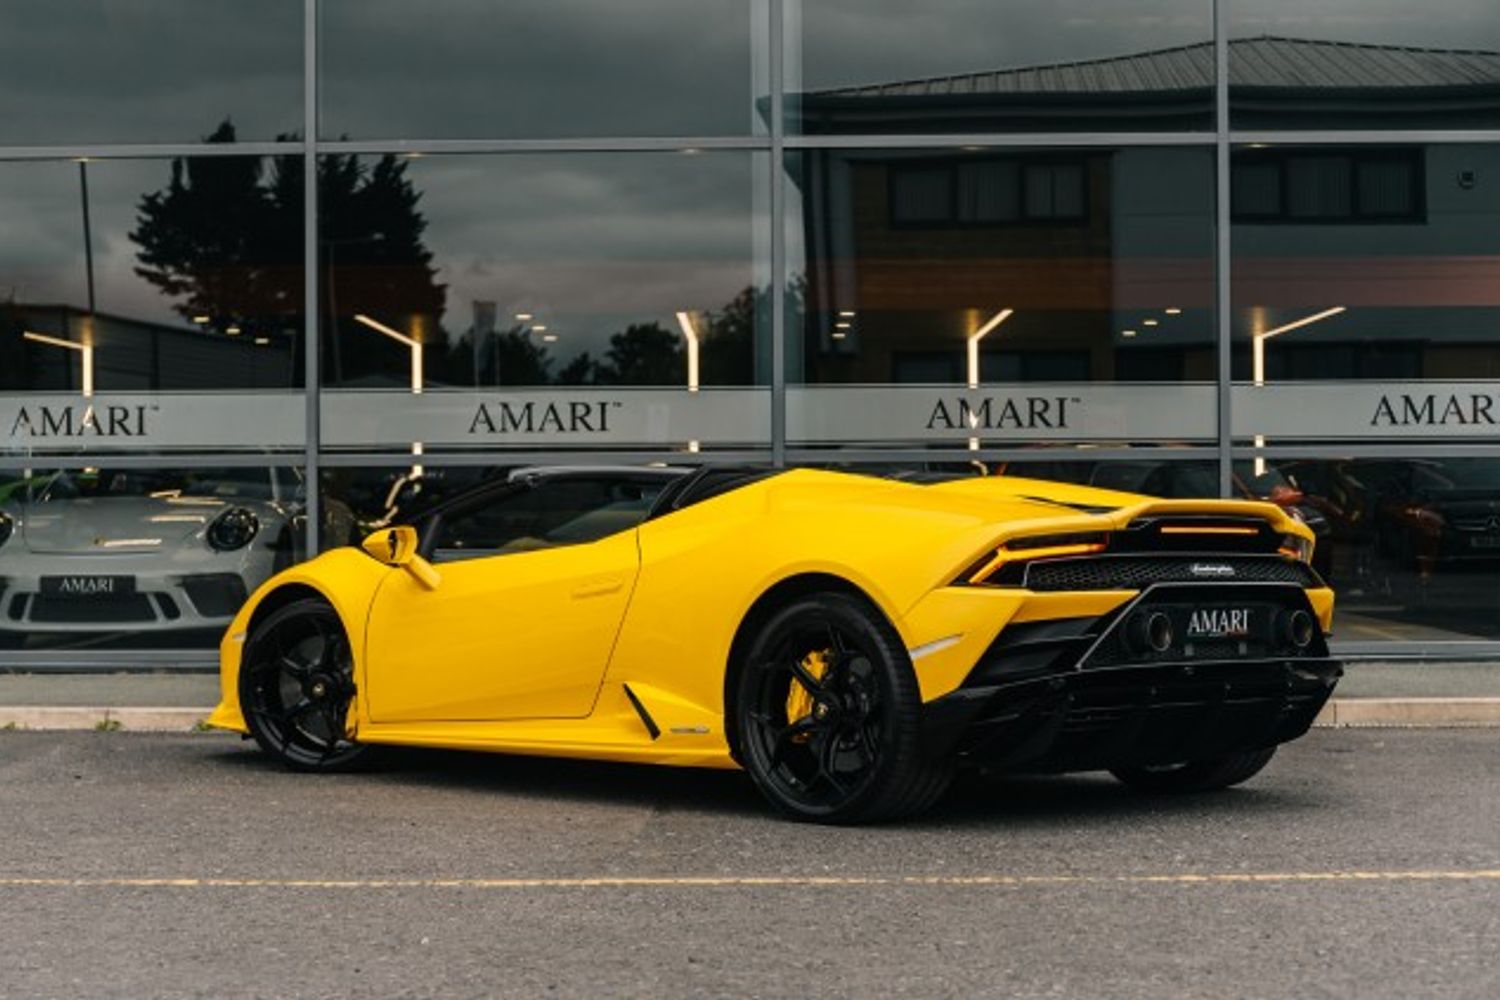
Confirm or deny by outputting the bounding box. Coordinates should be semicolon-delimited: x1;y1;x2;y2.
921;581;1342;772
924;655;1340;772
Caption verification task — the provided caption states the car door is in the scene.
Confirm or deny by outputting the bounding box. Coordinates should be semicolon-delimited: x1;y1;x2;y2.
363;475;662;723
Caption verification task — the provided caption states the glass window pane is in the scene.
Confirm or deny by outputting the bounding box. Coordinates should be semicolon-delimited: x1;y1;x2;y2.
319;151;770;455
0;464;305;651
789;0;1214;135
318;0;768;140
1231;143;1500;447
786;146;1217;449
958;162;1019;223
0;157;306;393
1285;157;1353;220
1230;0;1500;130
1;156;306;458
1357;160;1415;217
0;1;302;146
1264;456;1500;642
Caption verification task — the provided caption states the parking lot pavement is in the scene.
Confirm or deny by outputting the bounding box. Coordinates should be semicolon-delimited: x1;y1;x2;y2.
1;730;1496;999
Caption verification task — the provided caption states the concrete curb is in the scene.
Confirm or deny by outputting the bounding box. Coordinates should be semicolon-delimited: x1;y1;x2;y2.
1313;698;1500;728
3;699;1500;732
0;707;211;732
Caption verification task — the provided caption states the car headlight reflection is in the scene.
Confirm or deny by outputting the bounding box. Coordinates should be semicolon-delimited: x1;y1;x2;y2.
207;507;260;552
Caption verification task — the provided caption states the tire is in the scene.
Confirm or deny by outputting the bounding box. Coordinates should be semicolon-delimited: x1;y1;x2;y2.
239;597;373;772
1110;747;1276;794
734;592;952;824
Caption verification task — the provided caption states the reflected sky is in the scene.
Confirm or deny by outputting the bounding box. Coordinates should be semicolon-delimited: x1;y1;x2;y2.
791;0;1211;92
318;0;764;140
0;152;764;376
0;0;301;145
1229;0;1500;47
336;152;767;374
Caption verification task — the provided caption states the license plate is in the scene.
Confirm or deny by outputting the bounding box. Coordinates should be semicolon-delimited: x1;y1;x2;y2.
1470;536;1500;550
1184;606;1254;640
39;575;137;597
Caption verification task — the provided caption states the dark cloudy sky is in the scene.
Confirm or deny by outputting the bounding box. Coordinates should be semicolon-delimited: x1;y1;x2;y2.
5;1;1500;145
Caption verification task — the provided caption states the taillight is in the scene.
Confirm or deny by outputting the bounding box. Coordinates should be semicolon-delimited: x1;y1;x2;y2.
964;532;1108;585
1278;533;1314;564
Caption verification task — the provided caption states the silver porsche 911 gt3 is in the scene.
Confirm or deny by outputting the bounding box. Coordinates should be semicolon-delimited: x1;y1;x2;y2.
0;468;303;646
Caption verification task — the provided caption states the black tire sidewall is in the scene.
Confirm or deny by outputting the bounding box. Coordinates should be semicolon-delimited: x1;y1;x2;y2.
735;592;937;823
240;596;369;772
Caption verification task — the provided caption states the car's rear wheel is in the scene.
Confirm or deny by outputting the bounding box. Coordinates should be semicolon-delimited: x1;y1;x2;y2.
735;592;951;824
1110;747;1276;794
239;597;371;772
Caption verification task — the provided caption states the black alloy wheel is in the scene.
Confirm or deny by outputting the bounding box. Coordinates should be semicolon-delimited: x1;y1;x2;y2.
240;597;371;772
736;592;951;824
1110;746;1276;794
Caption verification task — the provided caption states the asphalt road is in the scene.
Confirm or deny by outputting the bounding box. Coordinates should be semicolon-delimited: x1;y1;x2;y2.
1;730;1496;999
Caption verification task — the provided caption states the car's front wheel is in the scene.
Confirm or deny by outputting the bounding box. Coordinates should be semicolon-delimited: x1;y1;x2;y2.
239;597;372;772
734;592;951;824
1110;747;1276;794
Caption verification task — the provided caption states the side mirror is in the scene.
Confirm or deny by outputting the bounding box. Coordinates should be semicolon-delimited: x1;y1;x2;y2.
361;526;441;590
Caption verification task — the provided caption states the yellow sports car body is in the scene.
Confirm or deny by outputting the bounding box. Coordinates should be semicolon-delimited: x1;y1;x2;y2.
209;465;1340;823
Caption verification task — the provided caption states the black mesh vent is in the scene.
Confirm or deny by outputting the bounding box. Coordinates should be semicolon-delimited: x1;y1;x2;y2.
28;594;158;623
1024;556;1317;592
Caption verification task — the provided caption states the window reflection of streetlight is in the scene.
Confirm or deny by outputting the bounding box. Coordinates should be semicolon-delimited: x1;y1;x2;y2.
354;313;425;475
674;311;703;453
1250;306;1346;474
965;309;1013;450
23;331;93;397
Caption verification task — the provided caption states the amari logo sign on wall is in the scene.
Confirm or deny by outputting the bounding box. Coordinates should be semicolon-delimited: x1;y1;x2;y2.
1233;382;1500;439
321;389;769;448
2;394;305;452
7;381;1497;454
8;402;155;440
786;385;1218;443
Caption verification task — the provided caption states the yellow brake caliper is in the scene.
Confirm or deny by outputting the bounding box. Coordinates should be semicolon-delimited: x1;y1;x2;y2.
785;649;831;739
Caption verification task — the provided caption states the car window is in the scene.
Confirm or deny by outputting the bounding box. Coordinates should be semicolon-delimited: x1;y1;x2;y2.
428;477;667;563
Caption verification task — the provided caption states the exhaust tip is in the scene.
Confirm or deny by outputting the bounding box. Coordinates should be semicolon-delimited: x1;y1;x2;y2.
1284;609;1316;649
1127;611;1175;654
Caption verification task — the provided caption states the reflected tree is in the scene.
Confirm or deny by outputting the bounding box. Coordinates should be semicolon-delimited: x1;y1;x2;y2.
597;322;684;385
447;325;553;385
130;120;445;386
699;285;762;385
131;121;301;343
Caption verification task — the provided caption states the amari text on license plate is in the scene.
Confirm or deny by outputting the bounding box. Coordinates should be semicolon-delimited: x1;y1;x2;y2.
39;575;137;597
1184;606;1254;639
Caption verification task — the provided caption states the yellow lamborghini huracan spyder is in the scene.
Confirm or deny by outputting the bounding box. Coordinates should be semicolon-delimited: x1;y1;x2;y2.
209;465;1340;824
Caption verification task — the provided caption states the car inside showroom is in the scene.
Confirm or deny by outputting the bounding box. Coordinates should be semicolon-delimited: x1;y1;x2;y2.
3;0;1500;665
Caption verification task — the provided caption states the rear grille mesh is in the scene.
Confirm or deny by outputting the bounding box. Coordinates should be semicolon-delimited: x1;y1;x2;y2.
1023;556;1317;592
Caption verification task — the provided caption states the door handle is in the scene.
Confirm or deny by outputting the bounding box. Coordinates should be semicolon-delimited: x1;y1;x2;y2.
572;578;624;599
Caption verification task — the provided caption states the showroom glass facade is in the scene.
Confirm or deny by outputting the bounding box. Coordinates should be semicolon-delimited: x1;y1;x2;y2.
3;0;1500;663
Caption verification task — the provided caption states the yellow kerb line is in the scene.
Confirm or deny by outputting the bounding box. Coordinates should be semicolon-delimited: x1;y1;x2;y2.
2;870;1498;891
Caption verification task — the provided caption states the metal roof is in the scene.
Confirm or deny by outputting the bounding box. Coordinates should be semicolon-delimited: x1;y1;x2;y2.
814;36;1500;99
